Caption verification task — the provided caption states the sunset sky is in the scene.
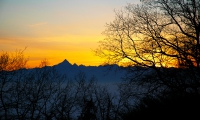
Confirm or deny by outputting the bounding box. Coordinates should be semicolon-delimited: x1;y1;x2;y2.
0;0;140;68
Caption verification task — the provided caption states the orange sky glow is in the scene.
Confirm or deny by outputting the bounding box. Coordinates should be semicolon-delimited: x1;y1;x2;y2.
0;0;140;68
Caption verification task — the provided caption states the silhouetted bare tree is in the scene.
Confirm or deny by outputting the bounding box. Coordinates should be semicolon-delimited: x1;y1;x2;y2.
0;51;66;119
0;49;28;119
96;0;200;97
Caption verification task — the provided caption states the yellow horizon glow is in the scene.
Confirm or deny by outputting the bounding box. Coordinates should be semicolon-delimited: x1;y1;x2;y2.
0;35;105;68
0;0;140;68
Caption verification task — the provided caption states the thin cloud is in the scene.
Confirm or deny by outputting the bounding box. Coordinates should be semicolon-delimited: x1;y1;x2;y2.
28;22;48;27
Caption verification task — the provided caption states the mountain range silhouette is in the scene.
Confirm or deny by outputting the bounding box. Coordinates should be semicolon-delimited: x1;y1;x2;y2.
51;59;127;83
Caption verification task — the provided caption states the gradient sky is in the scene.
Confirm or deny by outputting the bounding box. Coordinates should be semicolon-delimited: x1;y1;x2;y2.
0;0;140;68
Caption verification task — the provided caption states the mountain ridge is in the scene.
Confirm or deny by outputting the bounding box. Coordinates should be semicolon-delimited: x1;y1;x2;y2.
54;59;120;67
51;59;126;83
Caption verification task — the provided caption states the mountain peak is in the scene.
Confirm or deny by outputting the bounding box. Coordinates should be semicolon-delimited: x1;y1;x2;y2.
63;59;69;62
55;59;72;67
62;59;71;64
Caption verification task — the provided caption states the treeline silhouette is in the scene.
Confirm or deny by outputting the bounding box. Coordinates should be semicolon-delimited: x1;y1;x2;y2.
1;50;200;120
